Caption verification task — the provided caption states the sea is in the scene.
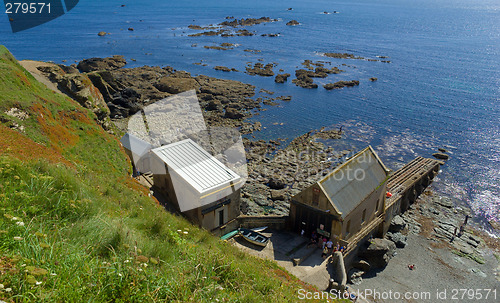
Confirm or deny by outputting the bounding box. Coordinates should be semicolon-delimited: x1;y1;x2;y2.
1;0;498;234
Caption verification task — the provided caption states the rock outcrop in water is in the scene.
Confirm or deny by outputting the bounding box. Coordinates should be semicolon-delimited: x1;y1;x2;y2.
219;17;277;27
214;66;239;72
324;52;364;60
274;73;290;83
245;63;275;77
323;80;360;90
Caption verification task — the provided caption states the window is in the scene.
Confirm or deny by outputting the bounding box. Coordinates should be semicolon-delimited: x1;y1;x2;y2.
312;188;320;206
362;209;366;224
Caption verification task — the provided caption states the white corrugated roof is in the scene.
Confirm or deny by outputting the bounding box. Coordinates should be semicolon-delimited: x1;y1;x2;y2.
320;146;389;218
151;139;240;194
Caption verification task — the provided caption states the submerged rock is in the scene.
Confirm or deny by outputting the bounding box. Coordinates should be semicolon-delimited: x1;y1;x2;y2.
433;152;449;160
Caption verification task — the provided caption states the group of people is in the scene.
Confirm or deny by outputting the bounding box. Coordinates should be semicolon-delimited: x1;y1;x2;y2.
307;231;346;258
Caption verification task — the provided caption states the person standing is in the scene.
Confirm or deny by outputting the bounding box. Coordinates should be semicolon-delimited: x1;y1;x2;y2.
326;239;333;253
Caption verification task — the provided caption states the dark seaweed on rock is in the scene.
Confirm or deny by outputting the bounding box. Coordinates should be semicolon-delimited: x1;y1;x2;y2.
323;80;360;90
219;17;277;27
246;63;275;77
324;52;365;60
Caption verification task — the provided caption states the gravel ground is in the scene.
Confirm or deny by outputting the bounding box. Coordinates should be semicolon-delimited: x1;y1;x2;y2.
352;233;500;303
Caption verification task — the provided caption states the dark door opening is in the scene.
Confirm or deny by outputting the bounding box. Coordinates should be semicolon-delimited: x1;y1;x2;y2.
218;209;224;226
293;204;332;238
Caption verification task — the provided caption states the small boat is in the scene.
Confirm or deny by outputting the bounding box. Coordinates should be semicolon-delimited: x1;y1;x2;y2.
220;230;239;241
251;226;268;232
238;228;269;247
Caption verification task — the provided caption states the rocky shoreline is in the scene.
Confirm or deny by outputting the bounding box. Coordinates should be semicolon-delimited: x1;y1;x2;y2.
349;189;500;300
24;55;358;217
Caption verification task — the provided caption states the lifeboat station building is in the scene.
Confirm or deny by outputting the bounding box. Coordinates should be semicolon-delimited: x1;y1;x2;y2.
289;146;390;249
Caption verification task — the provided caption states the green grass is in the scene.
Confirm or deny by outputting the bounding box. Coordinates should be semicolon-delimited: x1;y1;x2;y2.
0;46;336;302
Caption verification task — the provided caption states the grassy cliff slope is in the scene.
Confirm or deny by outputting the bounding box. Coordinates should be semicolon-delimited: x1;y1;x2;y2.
0;46;331;302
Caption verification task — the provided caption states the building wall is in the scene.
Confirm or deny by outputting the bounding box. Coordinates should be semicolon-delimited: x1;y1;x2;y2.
293;183;338;215
200;189;240;231
340;184;386;240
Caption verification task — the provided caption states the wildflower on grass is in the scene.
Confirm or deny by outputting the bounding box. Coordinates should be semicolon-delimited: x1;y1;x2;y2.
11;216;19;221
118;273;122;277
124;260;131;263
36;281;42;285
5;287;12;292
50;273;57;276
0;283;4;289
13;236;23;241
183;231;188;235
16;221;25;227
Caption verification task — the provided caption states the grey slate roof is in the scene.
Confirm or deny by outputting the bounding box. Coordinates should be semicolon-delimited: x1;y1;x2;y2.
319;146;389;218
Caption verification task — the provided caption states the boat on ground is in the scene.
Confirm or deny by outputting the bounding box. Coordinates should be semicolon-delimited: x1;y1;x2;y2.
220;229;239;240
238;228;269;247
250;226;268;232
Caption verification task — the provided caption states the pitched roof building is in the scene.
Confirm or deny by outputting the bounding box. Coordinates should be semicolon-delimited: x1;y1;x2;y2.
290;146;390;243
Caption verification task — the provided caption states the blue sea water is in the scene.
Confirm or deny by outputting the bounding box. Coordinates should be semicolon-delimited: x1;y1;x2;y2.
1;0;499;231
